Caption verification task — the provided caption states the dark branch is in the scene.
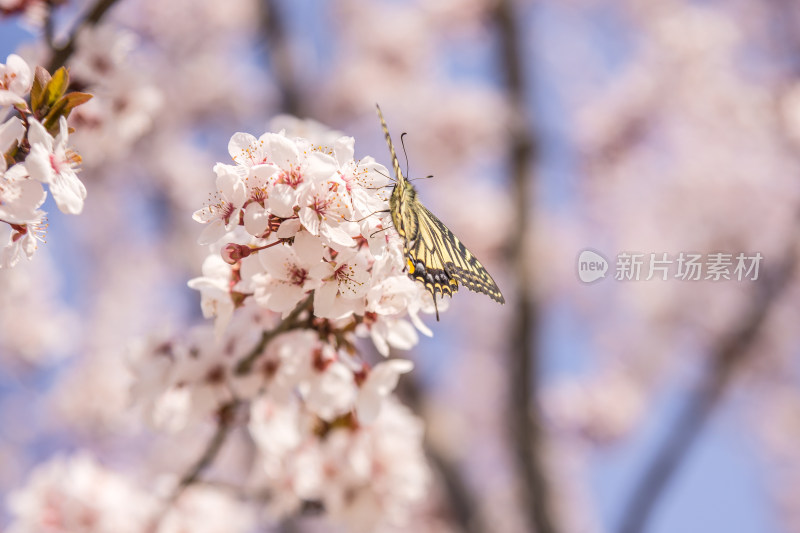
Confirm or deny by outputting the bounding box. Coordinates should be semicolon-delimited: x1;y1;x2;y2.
47;0;122;72
169;400;239;504
43;2;55;50
235;293;313;375
259;0;301;116
492;2;556;533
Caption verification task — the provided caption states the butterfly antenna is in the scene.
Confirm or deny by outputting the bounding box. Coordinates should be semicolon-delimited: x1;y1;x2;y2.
410;175;434;182
343;209;391;223
400;132;411;178
369;226;393;238
365;168;396;189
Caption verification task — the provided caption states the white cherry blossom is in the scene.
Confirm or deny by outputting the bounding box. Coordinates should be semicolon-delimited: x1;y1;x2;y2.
192;163;248;244
0;54;32;109
0;163;45;226
187;253;236;337
311;249;371;319
253;231;324;314
356;359;414;424
0;211;46;268
25;116;87;215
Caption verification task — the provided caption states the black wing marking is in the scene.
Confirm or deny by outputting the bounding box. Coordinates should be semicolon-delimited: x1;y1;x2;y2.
405;204;459;298
413;203;505;304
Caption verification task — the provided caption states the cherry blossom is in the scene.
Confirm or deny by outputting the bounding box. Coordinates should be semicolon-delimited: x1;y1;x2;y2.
191;127;438;347
0;164;45;226
192;164;249;244
0;211;46;268
356;359;414;424
0;116;24;154
187;252;236;337
247;397;430;530
311;249;371;319
25;117;87;215
253;231;324;313
0;53;31;109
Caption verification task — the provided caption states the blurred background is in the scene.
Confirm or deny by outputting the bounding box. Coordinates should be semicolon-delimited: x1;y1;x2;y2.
2;0;800;532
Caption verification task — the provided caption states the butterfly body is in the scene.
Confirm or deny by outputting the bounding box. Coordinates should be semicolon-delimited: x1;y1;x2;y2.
377;105;504;320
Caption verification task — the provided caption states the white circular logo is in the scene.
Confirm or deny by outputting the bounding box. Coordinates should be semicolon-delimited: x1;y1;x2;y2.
577;249;609;283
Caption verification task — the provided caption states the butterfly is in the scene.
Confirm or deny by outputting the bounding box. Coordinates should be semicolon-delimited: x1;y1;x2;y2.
376;104;505;320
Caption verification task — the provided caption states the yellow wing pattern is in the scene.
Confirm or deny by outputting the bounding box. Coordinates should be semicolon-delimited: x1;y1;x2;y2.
407;203;505;304
376;104;504;320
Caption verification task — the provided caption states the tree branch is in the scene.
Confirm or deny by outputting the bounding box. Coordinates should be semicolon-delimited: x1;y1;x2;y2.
234;293;313;376
617;247;798;533
47;0;122;72
155;293;314;524
493;2;557;533
259;0;301;116
167;400;240;504
43;1;55;50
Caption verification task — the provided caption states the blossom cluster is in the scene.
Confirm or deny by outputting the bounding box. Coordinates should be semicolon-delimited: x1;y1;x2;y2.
189;126;439;351
0;54;92;268
129;307;416;431
128;306;430;527
121;124;438;529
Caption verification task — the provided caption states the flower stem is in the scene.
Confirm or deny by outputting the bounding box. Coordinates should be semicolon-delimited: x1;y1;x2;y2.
234;293;314;376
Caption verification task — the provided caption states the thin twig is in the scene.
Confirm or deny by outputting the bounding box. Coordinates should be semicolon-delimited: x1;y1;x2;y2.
493;2;557;533
234;293;313;376
167;400;240;504
43;1;55;50
617;247;798;533
156;294;314;525
47;0;122;72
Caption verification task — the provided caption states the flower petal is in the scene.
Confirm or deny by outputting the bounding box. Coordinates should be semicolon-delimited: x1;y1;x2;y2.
26;119;53;152
228;132;258;163
0;117;24;153
269;184;297;218
333;136;355;167
48;170;87;214
244;202;269;236
264;133;299;169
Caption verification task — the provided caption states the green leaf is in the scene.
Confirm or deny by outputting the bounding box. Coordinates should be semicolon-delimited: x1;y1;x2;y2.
43;67;69;108
30;66;51;113
35;67;70;120
42;92;93;132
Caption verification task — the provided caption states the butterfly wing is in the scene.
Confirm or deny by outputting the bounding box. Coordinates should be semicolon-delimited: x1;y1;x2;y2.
404;200;505;304
400;198;460;299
